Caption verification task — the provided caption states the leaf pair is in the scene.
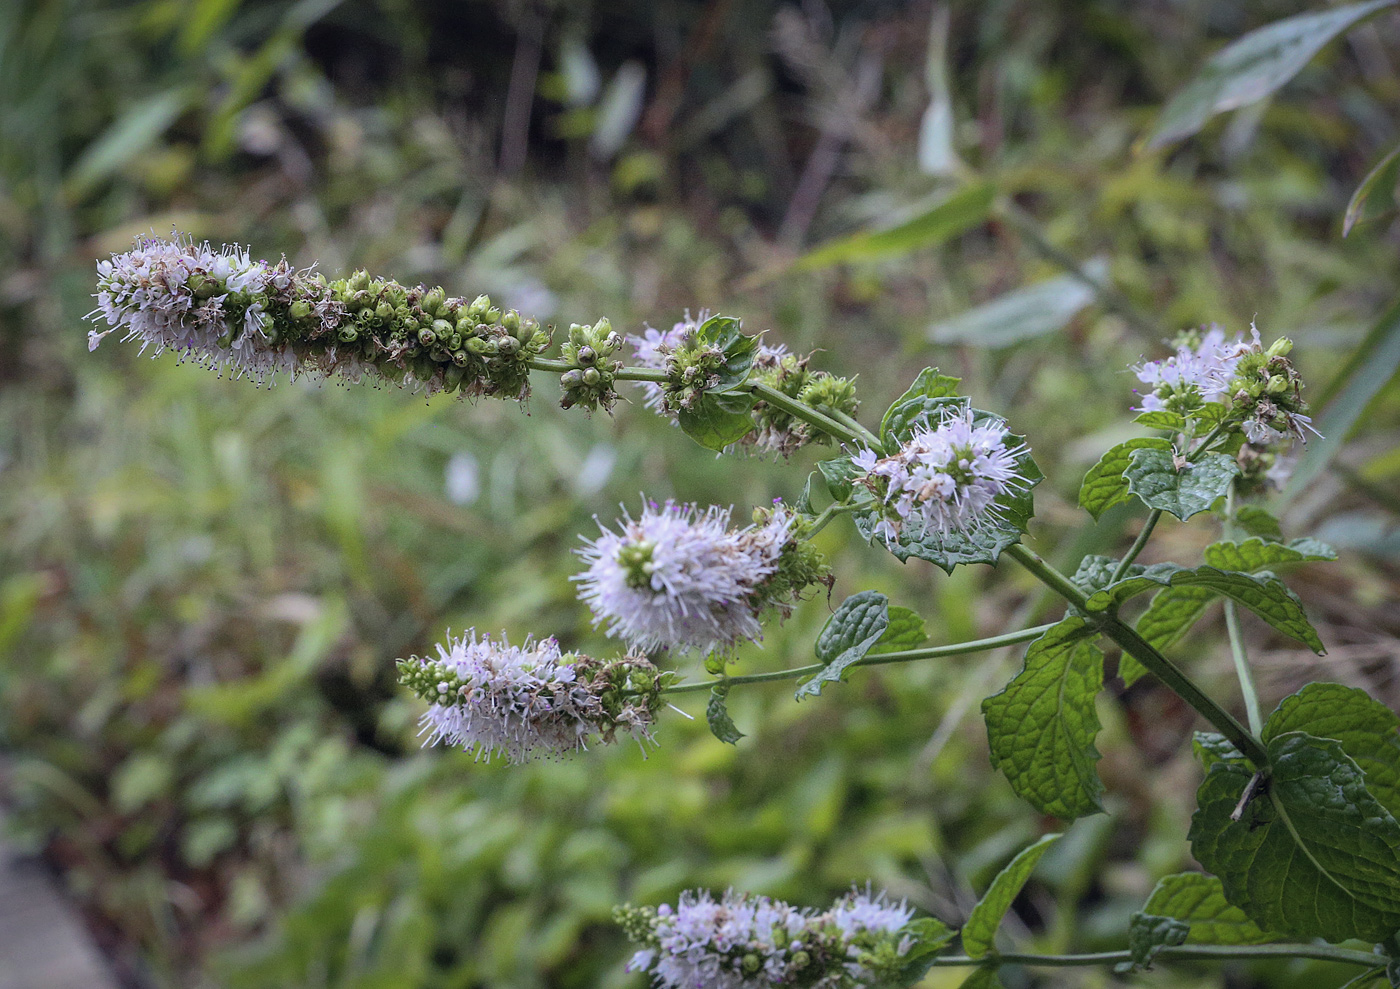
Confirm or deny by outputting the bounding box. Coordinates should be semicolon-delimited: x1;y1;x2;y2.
1190;683;1400;944
674;314;760;451
1080;436;1238;522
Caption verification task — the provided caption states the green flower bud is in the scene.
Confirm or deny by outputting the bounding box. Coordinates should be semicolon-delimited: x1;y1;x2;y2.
791;950;810;969
189;273;215;299
376;302;395;321
1266;336;1294;359
465;337;492;355
289;300;312;319
432;319;455;340
561;369;584;387
418;327;437;347
456;317;477;336
452;350;470;367
582;367;601;386
347;270;370;292
1266;374;1289;395
485;307;502;324
422;287;446;316
577;345;596;366
502;310;521;333
338;325;358;343
742;954;760;974
497;335;521;356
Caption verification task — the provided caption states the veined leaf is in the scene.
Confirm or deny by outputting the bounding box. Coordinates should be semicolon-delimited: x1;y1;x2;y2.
1124;448;1239;521
1146;0;1398;148
1134;410;1188;431
982;619;1105;819
1189;731;1400;943
894;917;958;984
879;368;962;443
1120;913;1189;973
796;592;890;699
1085;563;1324;654
1126;584;1218;685
794;182;995;270
706;685;744;744
678;394;755;450
868;606;928;655
1079;438;1173;520
1141;872;1275;945
1264;682;1400;820
961;833;1061;957
1203;537;1336;571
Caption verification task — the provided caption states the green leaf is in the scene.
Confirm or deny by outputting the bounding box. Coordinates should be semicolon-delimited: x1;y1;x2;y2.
1134;410;1189;431
1263;683;1400;820
879;368;962;443
859;406;1043;573
1128;585;1218;683
868;606;928;655
926;262;1104;349
961;833;1062;957
817;455;863;502
982;619;1105;819
880;394;967;451
1146;0;1398;149
1118;913;1189;973
1234;506;1284;541
677;394;756;451
794;182;996;270
1084;564;1325;654
696;314;760;390
955;968;1003;989
892;917;958;984
1281;294;1400;511
706;685;744;744
1079;438;1173;520
796;592;890;699
1141;872;1276;945
1203;537;1336;571
795;473;818;515
1072;555;1141;596
1345;142;1400;236
67;88;194;198
1124;448;1239;521
1193;731;1244;769
1189;731;1400;943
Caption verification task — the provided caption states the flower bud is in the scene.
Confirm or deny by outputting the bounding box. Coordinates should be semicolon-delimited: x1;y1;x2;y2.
1266;336;1294;359
1266;374;1290;395
497;335;521;356
432;319;454;340
502;310;521;333
465;337;492;355
422;287;446;316
338;326;359;343
452;350;470;367
289;300;312;319
348;270;370;292
418;327;437;346
577;345;596;366
456;316;477;336
468;294;491;317
485;306;502;324
376;302;395;321
561;369;584;387
582;367;601;386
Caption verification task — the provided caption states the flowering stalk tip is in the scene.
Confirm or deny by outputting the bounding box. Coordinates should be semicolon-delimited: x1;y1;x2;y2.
398;630;665;763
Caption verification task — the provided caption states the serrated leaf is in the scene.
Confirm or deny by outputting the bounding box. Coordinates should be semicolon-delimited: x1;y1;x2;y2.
1134;410;1188;431
961;833;1062;957
1125;448;1240;520
1193;731;1244;770
1189;731;1400;943
1128;585;1219;684
1118;913;1190;973
678;394;756;451
868;606;928;655
982;619;1105;819
817;455;863;502
1146;0;1397;149
1263;683;1400;820
794;181;996;270
891;917;957;984
880;368;962;443
1234;506;1284;541
1141;873;1275;945
1079;438;1173;520
1204;537;1336;571
1084;564;1324;654
1346;143;1400;235
796;592;890;699
880;395;968;451
706;685;744;744
926;263;1104;349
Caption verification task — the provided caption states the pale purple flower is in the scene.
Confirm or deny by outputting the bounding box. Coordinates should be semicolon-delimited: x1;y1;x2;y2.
1133;324;1247;413
627;310;787;419
574;500;792;656
88;234;302;383
854;409;1029;545
624;886;917;989
404;630;655;763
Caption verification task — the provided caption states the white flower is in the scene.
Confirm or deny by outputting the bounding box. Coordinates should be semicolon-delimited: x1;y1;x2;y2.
87;234;302;383
624;887;916;989
854;408;1029;545
1133;324;1247;412
401;631;656;763
574;500;792;656
627;310;787;420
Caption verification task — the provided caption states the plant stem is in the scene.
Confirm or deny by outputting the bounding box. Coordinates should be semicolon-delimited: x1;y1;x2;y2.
1109;509;1160;582
745;380;863;446
805;501;857;537
827;408;882;449
661;624;1057;697
926;943;1382;970
1003;542;1269;768
1222;485;1264;734
526;356;669;382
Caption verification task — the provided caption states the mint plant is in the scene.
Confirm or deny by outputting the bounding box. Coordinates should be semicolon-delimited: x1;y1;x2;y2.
89;229;1400;988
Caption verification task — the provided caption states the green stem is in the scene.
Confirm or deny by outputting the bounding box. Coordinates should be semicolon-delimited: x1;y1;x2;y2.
827;408;882;449
746;380;863;446
927;943;1382;970
661;624;1057;697
526;356;669;382
1003;542;1269;768
1110;509;1160;582
1222;485;1264;734
805;501;857;537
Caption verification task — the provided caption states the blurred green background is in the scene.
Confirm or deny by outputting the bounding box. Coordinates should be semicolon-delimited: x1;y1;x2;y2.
2;1;1398;986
